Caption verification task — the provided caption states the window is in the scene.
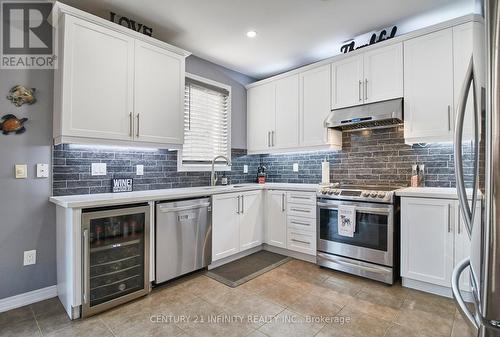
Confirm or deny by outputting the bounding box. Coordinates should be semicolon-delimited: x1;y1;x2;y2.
178;74;231;171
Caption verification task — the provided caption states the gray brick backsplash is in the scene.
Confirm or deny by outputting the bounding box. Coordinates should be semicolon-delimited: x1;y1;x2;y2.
52;126;477;196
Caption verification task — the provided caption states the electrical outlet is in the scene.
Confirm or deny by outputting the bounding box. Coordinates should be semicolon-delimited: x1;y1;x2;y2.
91;163;107;176
243;165;248;174
15;164;27;179
293;163;299;172
36;163;49;178
136;165;144;176
23;250;36;266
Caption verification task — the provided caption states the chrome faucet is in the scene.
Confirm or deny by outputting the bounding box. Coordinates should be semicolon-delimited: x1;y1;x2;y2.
211;155;231;186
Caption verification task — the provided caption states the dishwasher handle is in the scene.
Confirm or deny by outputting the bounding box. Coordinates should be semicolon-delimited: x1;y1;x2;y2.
158;202;210;213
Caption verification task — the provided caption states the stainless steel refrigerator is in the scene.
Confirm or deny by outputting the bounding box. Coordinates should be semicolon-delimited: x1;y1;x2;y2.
452;0;500;336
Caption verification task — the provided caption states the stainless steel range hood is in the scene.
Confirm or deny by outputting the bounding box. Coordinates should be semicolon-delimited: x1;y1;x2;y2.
324;98;403;131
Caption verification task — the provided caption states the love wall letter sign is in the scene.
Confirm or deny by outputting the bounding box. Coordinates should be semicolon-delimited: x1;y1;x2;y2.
109;12;153;37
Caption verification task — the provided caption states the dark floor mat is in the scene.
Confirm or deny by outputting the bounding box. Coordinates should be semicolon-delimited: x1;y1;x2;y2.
205;251;291;287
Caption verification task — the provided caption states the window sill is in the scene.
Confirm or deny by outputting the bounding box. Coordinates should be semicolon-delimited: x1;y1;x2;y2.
177;164;232;172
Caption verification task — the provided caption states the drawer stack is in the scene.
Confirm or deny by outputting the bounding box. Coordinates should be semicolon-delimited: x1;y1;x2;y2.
286;191;316;255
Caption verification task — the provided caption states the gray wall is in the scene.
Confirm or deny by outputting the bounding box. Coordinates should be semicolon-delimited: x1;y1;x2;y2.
0;69;56;299
186;55;255;149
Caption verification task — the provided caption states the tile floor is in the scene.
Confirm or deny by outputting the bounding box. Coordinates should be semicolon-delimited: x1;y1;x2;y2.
0;259;474;337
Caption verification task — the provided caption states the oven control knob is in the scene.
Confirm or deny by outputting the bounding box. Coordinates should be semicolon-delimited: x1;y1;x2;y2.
321;190;327;195
327;190;334;195
333;189;341;195
377;192;386;198
361;191;370;197
370;192;378;198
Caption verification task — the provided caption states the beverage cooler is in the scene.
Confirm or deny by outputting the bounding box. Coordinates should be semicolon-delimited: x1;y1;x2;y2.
81;203;150;317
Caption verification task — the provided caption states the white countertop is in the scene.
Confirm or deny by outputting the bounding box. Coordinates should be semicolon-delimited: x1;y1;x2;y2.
49;183;319;208
396;187;481;200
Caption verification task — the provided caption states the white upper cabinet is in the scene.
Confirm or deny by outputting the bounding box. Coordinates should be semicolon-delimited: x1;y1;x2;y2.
53;8;189;148
404;29;455;144
331;43;403;109
331;55;364;109
247;82;275;151
134;41;185;145
274;75;300;149
58;16;135;142
299;64;331;147
453;22;485;140
363;43;403;104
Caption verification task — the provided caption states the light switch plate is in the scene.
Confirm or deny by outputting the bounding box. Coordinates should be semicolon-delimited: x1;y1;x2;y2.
91;163;107;176
136;165;144;176
36;163;49;178
243;165;248;174
23;250;36;266
15;164;27;179
293;163;299;172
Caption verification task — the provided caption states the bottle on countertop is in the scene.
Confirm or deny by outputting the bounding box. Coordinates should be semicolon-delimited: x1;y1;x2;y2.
221;172;228;185
411;164;419;187
418;164;425;187
257;164;267;184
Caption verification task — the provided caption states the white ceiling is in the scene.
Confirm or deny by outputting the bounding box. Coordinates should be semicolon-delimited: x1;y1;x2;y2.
60;0;479;79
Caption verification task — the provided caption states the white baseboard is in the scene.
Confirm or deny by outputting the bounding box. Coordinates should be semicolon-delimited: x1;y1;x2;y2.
0;285;57;313
263;244;316;263
402;278;474;302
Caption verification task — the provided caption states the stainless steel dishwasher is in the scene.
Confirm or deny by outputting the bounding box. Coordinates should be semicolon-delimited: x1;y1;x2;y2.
155;197;212;283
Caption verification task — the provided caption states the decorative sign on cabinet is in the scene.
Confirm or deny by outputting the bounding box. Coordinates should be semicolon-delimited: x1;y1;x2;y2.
53;3;190;148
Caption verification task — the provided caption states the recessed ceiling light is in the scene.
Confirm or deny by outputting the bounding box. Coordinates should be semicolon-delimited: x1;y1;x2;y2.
246;30;257;38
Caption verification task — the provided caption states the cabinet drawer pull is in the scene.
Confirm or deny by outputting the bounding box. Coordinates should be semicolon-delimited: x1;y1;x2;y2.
291;238;311;245
291;220;310;226
290;196;311;200
447;105;452;131
291;208;310;213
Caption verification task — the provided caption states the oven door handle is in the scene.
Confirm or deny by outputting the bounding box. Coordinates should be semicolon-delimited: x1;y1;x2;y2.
317;203;390;215
317;253;389;274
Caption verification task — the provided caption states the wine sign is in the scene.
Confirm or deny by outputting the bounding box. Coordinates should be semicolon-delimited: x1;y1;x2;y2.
341;26;397;54
112;178;133;193
109;12;153;36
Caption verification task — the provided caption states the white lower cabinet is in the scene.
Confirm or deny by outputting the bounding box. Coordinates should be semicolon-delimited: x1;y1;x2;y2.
212;191;263;262
266;190;287;248
239;191;264;251
212;193;240;261
287;229;316;255
401;197;480;293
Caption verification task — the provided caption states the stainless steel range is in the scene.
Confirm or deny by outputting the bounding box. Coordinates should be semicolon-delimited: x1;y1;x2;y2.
316;185;401;284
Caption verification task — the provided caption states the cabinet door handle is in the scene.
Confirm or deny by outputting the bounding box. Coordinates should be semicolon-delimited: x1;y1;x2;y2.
82;229;89;304
458;218;461;234
241;195;244;214
281;193;285;212
358;80;362;101
272;131;275;147
136;113;140;137
267;131;271;147
447;105;452;131
364;78;368;100
236;196;240;214
129;112;133;137
448;205;452;233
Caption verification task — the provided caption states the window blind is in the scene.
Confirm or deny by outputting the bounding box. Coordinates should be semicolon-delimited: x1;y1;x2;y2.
182;79;230;164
